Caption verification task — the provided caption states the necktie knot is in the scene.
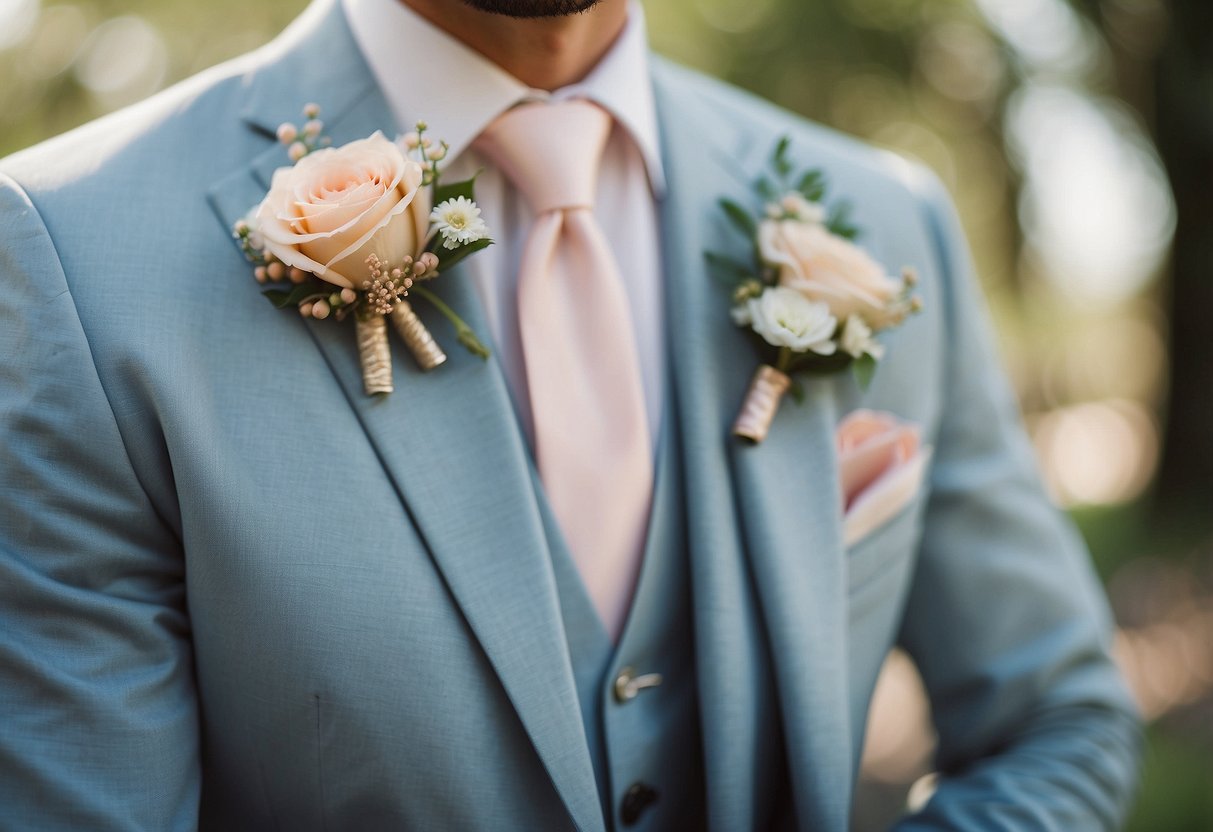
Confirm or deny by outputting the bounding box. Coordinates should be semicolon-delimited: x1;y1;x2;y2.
475;99;612;215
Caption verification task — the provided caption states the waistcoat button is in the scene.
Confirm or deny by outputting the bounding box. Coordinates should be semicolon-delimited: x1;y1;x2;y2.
620;782;660;826
613;667;664;703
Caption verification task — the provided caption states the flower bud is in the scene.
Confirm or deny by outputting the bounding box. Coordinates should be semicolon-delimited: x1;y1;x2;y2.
254;266;268;283
288;141;307;162
403;132;420;149
303;103;320;119
340;288;357;304
289;267;308;284
299;302;314;318
311;299;331;320
732;279;764;304
267;261;286;281
233;219;250;235
304;119;323;137
276;123;298;144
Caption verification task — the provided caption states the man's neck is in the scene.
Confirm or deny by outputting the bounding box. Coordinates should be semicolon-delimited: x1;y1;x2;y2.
399;0;628;91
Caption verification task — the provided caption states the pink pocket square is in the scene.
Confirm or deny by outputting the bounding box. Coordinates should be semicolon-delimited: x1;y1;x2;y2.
838;410;932;547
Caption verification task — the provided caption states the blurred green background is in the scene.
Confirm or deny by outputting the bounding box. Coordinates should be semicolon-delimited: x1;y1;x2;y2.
2;0;1210;828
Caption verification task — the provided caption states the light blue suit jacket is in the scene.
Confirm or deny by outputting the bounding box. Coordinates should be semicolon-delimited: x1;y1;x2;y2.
0;1;1140;829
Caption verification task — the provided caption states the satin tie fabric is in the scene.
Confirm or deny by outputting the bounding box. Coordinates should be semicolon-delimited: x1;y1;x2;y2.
475;100;653;639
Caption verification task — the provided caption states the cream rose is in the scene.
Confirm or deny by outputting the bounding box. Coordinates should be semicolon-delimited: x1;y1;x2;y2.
745;287;837;354
758;219;902;329
255;132;430;289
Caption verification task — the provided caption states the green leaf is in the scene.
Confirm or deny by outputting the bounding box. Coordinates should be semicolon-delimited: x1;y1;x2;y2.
772;136;793;177
262;281;324;309
432;237;493;272
797;170;826;203
788;377;806;405
432;172;480;205
704;251;756;285
719;198;757;238
411;284;491;361
853;353;878;390
787;351;850;375
457;329;491;360
753;175;779;201
827;201;861;240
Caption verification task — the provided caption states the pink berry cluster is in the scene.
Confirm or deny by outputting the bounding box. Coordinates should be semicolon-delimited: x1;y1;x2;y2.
361;251;440;316
276;103;330;162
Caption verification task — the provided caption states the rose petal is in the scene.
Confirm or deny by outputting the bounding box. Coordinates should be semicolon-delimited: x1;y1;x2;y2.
301;176;419;273
837;409;920;507
251;131;425;289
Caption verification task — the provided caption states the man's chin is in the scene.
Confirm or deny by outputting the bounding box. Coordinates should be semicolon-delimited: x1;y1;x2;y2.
460;0;602;18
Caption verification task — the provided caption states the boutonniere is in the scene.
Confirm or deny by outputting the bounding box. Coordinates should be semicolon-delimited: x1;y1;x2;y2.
708;137;922;443
232;104;492;395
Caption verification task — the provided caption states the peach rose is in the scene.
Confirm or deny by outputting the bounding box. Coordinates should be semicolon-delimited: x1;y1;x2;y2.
758;219;903;329
255;132;430;289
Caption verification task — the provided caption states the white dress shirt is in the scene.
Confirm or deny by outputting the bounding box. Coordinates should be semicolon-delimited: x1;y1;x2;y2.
343;0;666;446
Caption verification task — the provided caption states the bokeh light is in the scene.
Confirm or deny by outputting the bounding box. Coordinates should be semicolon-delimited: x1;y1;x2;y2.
0;0;38;51
1008;84;1175;306
74;15;167;109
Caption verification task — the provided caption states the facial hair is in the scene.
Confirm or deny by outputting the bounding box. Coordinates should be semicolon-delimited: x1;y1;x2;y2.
459;0;601;18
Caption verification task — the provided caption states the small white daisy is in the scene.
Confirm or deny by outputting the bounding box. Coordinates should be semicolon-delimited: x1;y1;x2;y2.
430;197;488;250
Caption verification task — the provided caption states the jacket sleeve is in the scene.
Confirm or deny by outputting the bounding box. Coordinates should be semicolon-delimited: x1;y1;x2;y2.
0;174;200;831
891;170;1142;831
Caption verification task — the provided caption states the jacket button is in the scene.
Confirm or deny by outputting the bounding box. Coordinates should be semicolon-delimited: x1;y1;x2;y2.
613;667;664;703
620;782;659;826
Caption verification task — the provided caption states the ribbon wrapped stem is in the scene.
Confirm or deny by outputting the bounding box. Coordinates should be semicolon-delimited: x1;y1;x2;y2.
389;299;447;371
733;364;792;443
356;313;394;395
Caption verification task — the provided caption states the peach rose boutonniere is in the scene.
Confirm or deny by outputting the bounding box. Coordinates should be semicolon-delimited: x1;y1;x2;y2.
709;138;922;443
233;104;492;395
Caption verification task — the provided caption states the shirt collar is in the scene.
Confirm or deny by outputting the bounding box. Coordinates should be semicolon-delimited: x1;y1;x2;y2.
341;0;665;195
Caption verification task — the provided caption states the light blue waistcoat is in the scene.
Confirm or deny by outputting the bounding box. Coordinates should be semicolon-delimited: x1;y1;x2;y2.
536;400;708;829
535;353;798;830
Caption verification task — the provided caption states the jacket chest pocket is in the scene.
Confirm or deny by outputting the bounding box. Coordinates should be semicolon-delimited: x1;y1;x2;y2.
845;489;926;598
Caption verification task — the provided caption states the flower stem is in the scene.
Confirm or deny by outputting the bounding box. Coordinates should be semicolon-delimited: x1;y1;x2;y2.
411;285;490;360
775;346;793;373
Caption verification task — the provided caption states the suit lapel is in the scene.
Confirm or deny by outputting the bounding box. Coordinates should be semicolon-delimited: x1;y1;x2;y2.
206;4;603;829
653;60;854;831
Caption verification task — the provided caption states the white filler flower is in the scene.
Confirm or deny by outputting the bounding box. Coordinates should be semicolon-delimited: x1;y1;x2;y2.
839;313;885;360
746;286;837;354
430;196;488;250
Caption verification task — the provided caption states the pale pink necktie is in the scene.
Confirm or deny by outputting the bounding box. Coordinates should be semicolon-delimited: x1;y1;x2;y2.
475;100;653;639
